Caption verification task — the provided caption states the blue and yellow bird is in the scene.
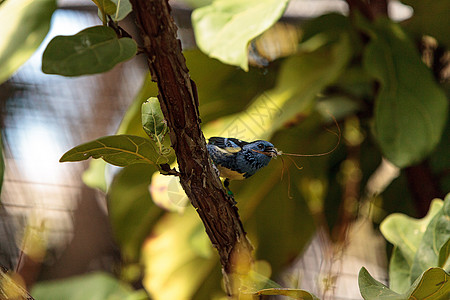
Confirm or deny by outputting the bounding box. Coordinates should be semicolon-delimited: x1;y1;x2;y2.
206;137;279;191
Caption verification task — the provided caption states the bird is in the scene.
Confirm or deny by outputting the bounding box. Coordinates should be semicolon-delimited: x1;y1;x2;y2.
206;137;279;193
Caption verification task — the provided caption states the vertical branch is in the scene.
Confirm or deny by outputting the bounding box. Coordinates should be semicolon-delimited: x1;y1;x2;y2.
128;0;253;296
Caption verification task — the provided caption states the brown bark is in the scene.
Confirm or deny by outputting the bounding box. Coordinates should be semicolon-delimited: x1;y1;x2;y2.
128;0;253;296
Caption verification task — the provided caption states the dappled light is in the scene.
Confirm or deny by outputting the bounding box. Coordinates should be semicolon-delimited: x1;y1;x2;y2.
0;1;449;300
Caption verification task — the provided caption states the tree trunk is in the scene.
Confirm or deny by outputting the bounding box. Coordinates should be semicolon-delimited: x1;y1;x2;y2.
129;0;254;297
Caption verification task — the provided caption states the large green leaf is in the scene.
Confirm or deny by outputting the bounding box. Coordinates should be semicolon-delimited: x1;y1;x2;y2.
108;163;164;263
359;267;450;300
363;19;448;167
192;0;289;71
400;0;450;48
381;199;442;293
31;272;143;300
60;135;164;167
410;194;450;283
0;0;56;84
42;26;137;76
380;199;443;266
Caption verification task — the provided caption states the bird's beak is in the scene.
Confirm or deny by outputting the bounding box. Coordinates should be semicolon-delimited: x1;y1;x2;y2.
251;147;280;157
263;147;280;158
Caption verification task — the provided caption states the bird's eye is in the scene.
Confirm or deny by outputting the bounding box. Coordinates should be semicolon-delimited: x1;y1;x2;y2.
257;143;264;150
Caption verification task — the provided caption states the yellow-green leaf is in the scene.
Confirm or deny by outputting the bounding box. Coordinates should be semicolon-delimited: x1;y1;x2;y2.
192;0;289;71
380;199;443;266
0;0;56;84
410;194;450;283
60;135;163;167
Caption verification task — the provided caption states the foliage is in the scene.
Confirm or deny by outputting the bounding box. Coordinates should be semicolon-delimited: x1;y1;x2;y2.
359;267;449;300
31;272;147;300
0;0;449;299
359;194;450;298
361;18;448;167
380;200;444;293
42;26;137;76
0;0;56;84
60;135;168;167
141;97;170;155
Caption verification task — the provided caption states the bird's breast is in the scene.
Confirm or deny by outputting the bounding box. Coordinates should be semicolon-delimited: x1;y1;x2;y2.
216;165;246;180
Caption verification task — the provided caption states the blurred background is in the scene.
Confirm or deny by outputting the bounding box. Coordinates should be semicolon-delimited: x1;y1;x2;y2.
0;0;448;300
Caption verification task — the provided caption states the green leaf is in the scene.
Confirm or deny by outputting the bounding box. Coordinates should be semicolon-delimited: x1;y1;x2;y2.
253;288;320;300
42;26;137;76
410;194;450;283
407;268;450;300
141;97;169;151
389;247;412;294
60;135;164;167
192;0;289;71
92;0;116;15
97;0;132;22
438;238;450;269
359;267;403;300
31;272;137;300
362;19;448;168
92;0;116;23
359;267;450;300
108;163;164;263
111;0;132;21
400;0;450;48
0;0;56;84
380;199;443;266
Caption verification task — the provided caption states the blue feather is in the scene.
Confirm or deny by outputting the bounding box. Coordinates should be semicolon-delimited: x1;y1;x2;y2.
207;137;278;180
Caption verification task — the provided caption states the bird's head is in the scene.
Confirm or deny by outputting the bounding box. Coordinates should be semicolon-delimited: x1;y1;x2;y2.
244;140;280;159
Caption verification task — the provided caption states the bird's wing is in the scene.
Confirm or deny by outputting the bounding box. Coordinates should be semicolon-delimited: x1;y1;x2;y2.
208;137;249;153
227;138;250;148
